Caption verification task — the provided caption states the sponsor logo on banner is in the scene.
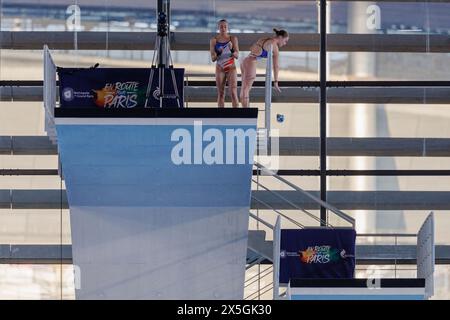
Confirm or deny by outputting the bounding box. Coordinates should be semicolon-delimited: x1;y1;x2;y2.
93;82;141;108
62;87;74;102
62;87;94;102
281;246;354;264
58;68;184;108
280;229;356;281
153;87;160;101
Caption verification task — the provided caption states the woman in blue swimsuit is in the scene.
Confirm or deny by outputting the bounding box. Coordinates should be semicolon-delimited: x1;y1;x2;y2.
240;28;289;108
210;19;240;108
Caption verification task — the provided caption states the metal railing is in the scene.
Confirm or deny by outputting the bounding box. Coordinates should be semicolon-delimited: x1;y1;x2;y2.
247;163;436;300
248;160;353;300
247;161;355;300
254;161;355;228
357;233;418;278
247;212;281;300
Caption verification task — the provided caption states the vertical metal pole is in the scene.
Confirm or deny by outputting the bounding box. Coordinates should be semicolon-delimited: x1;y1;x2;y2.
394;236;398;278
166;0;171;29
256;168;261;300
319;0;327;226
157;0;169;68
272;216;281;300
157;0;171;108
429;211;435;299
265;45;273;136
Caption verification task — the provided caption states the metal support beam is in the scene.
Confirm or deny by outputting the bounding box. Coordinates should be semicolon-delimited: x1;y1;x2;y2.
3;169;450;177
3;189;450;210
4;80;450;87
3;86;450;104
251;191;450;210
319;0;328;225
1;32;449;52
3;136;450;156
253;169;450;177
0;169;59;176
277;137;450;157
2;244;450;265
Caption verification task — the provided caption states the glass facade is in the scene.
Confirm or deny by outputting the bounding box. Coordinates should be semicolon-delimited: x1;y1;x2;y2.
1;0;450;299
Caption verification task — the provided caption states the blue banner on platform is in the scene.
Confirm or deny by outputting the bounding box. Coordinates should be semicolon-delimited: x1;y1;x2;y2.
58;68;184;108
279;229;356;283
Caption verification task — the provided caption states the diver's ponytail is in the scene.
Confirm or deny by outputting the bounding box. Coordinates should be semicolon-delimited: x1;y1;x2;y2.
273;28;288;38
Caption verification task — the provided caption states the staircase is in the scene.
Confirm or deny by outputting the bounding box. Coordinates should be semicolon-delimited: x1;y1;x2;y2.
243;162;435;300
